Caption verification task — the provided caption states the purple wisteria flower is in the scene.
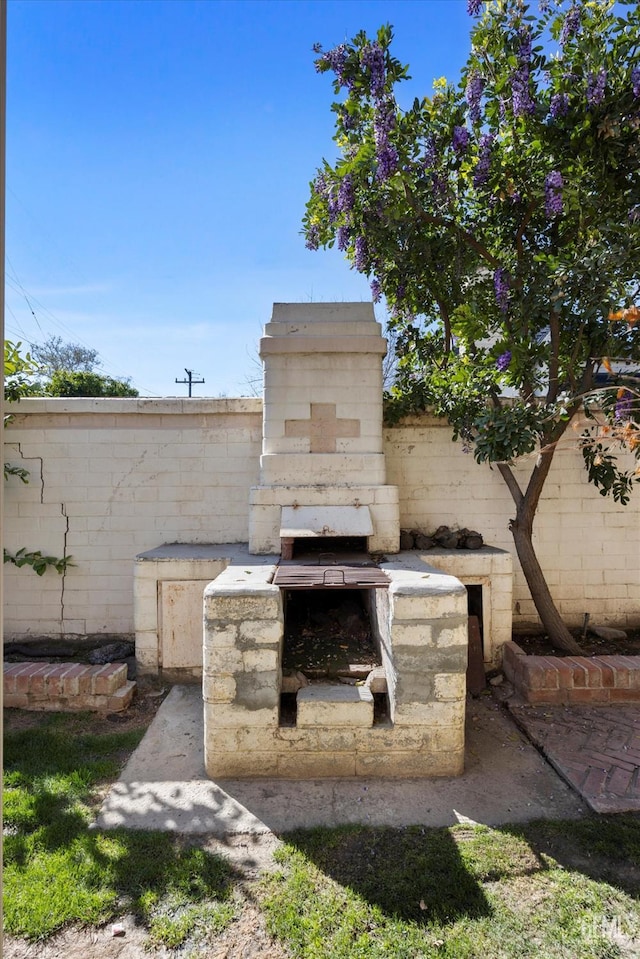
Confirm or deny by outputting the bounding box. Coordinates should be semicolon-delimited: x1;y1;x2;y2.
337;226;350;251
305;225;320;251
560;6;581;46
473;133;494;187
316;44;350;88
312;172;327;197
539;0;550;11
373;97;399;181
374;97;396;143
376;143;399;181
545;170;564;217
629;206;640;223
326;185;339;223
337;175;355;214
354;236;368;272
550;92;569;119
338;106;358;133
466;72;485;124
423;136;437;168
371;278;382;303
511;31;535;117
452;125;470;155
633;67;640;98
496;350;512;372
467;0;482;15
615;389;634;422
494;269;510;314
360;41;386;100
587;69;607;106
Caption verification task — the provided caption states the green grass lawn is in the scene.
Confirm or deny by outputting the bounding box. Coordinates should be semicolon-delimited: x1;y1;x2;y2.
263;820;640;958
3;711;236;948
4;708;640;957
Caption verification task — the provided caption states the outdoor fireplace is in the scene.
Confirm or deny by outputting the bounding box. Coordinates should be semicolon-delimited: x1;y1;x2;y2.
202;304;469;779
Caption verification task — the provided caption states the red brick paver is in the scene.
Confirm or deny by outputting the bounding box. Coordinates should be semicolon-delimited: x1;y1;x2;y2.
509;704;640;814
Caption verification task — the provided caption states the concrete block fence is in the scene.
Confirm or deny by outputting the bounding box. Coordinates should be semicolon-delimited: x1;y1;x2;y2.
4;398;639;642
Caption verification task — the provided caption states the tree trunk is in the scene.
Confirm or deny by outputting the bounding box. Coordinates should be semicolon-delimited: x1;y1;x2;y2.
497;442;584;655
510;515;584;655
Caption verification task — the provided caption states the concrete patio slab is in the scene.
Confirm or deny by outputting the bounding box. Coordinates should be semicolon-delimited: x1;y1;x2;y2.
95;685;585;835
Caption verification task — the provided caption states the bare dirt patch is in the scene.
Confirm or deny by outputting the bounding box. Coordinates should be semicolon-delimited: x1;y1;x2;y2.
2;898;290;959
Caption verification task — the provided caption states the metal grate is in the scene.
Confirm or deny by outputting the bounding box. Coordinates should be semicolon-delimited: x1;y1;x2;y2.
273;564;389;590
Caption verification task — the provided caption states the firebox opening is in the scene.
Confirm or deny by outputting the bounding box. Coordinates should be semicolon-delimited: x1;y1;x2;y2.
282;587;380;677
373;692;390;725
279;692;298;727
279;586;386;726
286;536;369;561
466;584;484;653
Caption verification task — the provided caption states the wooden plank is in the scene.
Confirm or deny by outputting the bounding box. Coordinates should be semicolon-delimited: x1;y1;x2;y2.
467;615;486;696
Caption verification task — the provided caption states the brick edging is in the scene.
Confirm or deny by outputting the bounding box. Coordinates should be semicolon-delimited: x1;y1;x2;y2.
502;641;640;705
3;662;136;712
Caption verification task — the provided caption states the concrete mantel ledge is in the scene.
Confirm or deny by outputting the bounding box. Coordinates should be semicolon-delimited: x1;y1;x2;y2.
259;336;387;355
204;565;279;594
268;301;380;325
382;563;468;622
135;544;278;565
382;553;469;592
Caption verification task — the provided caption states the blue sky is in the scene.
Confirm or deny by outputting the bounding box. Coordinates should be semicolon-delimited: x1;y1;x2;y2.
6;0;473;397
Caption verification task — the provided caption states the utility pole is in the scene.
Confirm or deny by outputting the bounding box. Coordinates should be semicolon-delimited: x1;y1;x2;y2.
175;369;205;397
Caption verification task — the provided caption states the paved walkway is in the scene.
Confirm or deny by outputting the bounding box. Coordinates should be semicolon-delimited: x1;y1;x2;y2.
96;686;585;834
508;703;640;814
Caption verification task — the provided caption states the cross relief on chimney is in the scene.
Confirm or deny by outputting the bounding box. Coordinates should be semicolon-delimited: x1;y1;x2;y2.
284;403;360;454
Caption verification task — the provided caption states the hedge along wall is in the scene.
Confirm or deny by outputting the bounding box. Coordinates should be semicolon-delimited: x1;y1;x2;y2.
3;398;639;639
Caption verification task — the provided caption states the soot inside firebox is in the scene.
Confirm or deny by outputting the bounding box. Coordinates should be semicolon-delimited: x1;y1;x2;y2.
281;588;381;679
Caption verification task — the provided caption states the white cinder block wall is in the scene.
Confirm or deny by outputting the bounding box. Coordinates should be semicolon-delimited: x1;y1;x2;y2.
386;415;640;628
4;398;262;637
3;399;639;639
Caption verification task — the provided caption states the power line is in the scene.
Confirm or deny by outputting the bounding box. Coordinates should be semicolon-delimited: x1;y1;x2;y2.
5;193;162;391
4;258;161;396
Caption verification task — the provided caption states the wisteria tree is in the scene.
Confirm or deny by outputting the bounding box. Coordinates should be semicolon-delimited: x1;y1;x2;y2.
304;0;640;652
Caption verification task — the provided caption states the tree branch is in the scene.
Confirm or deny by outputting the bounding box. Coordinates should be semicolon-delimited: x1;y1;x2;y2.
496;461;525;508
436;297;452;353
401;182;502;269
515;201;537;262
